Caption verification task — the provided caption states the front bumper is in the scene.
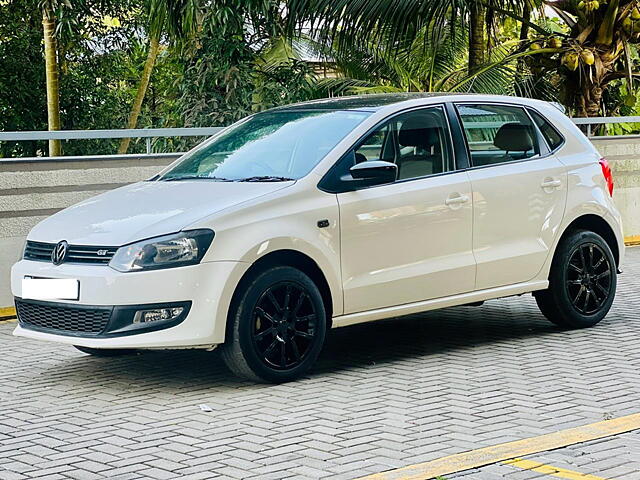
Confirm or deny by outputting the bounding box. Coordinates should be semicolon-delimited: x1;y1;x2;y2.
11;259;248;349
14;297;192;338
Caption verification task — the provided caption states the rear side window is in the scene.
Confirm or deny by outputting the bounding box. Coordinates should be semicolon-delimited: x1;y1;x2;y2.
456;104;540;167
528;109;564;151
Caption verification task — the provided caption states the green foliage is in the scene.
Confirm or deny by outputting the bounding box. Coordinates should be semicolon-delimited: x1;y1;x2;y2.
5;0;640;158
0;0;147;156
178;32;255;127
602;81;640;135
0;0;48;156
176;2;359;130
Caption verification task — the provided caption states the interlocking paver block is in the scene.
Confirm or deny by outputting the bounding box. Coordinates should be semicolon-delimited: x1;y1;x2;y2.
1;247;640;479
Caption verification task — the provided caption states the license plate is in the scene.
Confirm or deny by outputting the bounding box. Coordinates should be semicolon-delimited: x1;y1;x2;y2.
22;277;79;301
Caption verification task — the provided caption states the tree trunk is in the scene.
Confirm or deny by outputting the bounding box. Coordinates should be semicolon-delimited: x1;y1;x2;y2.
585;85;603;117
517;2;532;75
468;2;486;74
519;2;531;43
118;35;160;154
42;7;62;157
576;82;603;118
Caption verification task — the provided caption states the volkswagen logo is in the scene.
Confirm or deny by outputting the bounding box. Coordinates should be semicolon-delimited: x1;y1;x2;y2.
51;240;69;265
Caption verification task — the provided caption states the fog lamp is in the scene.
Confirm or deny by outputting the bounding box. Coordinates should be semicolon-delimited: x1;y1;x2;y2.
133;307;184;324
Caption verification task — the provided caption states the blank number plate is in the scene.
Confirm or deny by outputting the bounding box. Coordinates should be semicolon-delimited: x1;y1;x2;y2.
22;278;79;301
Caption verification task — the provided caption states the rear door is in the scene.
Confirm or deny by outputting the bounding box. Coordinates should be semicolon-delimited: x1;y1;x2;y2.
455;103;568;290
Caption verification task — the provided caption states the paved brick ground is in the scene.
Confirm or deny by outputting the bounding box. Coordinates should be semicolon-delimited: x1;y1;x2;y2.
1;247;639;480
449;430;640;479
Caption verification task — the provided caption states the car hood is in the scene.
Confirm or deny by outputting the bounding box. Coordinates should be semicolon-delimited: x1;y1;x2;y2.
28;181;293;246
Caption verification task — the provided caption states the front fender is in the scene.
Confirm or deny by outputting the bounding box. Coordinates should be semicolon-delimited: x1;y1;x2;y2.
193;186;343;341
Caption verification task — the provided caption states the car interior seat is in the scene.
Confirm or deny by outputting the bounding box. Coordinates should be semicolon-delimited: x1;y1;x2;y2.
491;122;535;163
397;115;444;180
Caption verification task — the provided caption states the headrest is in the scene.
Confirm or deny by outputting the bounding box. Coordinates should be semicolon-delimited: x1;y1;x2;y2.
493;123;534;152
354;152;368;164
399;116;441;148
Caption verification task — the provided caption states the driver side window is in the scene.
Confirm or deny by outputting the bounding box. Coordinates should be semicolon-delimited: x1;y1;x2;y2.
353;106;454;181
354;127;389;163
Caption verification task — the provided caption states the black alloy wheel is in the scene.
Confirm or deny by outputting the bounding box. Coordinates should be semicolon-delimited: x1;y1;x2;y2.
252;282;319;370
221;266;327;383
535;229;617;329
565;242;612;315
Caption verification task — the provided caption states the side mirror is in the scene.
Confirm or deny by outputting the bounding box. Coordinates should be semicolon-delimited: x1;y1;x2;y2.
349;160;397;186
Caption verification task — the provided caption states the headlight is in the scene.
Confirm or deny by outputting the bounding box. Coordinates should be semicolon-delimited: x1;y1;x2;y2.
109;230;214;272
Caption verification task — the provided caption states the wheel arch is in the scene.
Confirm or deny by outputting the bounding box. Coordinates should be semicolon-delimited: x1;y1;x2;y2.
227;249;334;333
556;214;620;267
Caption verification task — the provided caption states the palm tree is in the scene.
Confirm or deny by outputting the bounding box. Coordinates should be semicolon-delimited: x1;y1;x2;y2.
305;18;547;98
252;36;373;107
118;0;198;153
285;1;556;102
468;2;486;73
287;0;640;116
527;0;640;117
41;1;62;156
286;1;533;78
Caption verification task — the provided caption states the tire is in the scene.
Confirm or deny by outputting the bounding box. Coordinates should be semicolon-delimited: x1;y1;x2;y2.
220;266;327;383
74;346;135;357
534;229;617;329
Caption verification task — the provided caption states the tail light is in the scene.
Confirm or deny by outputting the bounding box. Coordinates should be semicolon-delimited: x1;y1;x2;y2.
599;158;614;196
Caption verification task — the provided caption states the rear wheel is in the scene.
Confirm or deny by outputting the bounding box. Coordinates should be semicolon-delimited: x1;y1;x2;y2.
74;346;135;357
535;229;617;329
221;266;327;383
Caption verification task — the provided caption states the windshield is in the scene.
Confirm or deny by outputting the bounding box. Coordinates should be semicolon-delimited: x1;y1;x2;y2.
158;110;371;182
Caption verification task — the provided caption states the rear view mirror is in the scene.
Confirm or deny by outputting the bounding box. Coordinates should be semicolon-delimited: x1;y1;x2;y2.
349;160;397;186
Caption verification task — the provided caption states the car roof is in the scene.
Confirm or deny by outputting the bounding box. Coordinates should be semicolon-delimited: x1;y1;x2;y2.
268;93;464;112
267;92;552;113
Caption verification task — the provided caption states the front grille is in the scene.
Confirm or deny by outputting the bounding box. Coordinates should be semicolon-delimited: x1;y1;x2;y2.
16;299;112;335
23;241;54;262
24;241;118;264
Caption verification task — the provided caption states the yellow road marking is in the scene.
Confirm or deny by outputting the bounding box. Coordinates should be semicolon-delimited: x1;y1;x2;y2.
625;235;640;246
0;306;16;319
503;458;609;480
356;413;640;480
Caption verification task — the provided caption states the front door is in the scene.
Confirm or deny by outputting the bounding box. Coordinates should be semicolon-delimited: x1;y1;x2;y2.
336;106;476;314
456;103;568;290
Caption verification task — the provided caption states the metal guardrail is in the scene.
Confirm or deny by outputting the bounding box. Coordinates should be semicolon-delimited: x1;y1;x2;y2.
571;116;640;125
0;127;223;141
0;127;224;156
0;152;183;164
571;116;640;137
2;116;640;162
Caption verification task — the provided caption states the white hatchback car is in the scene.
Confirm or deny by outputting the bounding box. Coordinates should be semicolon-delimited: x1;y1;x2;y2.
12;94;623;382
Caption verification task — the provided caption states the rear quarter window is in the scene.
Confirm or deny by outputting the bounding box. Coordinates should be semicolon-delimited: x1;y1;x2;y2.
528;109;564;151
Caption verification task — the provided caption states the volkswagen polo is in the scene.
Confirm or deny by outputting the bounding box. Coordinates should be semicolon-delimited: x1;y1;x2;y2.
11;94;624;382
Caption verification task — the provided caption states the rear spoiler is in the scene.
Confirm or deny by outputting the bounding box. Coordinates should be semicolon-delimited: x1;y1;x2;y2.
549;101;566;114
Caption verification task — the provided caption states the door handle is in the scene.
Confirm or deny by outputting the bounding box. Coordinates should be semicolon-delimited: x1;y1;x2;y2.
445;194;469;206
541;178;562;189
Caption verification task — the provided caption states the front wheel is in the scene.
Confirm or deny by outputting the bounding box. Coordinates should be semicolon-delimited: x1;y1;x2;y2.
535;229;617;329
220;266;327;383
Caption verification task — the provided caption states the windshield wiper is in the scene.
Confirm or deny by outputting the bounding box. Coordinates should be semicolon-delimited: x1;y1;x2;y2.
159;175;233;182
236;176;295;182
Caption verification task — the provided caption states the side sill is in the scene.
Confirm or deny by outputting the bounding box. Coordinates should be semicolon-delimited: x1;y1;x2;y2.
332;280;549;329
